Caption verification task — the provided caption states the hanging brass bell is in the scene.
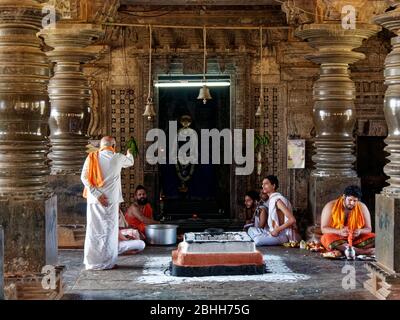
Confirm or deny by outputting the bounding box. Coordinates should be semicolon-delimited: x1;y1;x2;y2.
143;97;156;120
197;85;212;104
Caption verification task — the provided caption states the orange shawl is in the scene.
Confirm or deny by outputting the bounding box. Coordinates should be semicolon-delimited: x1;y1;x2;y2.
83;146;115;198
330;196;365;231
125;203;153;234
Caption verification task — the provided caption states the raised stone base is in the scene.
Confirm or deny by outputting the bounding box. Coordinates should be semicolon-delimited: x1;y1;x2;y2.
364;262;400;300
48;175;86;225
0;196;57;274
375;194;400;273
171;231;265;277
4;265;65;300
0;226;3;300
308;175;360;228
58;224;85;249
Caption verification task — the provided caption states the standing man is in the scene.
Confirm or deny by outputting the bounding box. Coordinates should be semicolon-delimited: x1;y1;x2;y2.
81;136;134;270
125;185;159;237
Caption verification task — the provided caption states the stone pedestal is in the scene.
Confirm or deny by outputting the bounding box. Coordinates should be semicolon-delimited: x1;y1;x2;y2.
375;194;400;273
0;196;57;274
309;176;361;229
364;194;400;300
48;175;86;248
48;175;86;225
0;226;4;300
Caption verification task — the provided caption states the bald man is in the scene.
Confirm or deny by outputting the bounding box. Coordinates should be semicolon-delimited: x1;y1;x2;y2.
81;136;134;270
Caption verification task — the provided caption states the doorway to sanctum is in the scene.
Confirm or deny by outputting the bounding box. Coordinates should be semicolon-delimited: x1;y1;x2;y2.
356;136;388;223
157;75;231;220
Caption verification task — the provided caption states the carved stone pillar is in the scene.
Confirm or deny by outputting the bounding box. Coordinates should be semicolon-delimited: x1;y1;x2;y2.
38;23;103;234
296;23;380;230
0;0;57;274
39;22;103;175
365;0;400;300
296;23;380;176
0;225;3;300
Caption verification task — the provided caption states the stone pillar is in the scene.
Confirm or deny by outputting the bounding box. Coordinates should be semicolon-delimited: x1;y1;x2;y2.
364;1;400;300
295;23;380;231
39;23;103;175
38;23;103;228
0;0;57;273
0;226;3;300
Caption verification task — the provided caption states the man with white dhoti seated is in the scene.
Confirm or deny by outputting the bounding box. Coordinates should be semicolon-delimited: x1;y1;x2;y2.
81;136;134;270
118;210;146;255
248;175;301;246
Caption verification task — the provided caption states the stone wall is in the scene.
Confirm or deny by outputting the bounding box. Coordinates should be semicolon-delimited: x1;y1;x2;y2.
82;5;390;222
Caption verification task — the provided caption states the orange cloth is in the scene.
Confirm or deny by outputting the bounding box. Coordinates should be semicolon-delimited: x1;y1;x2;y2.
321;232;375;250
83;146;115;198
322;197;374;250
330;196;365;231
125;203;153;234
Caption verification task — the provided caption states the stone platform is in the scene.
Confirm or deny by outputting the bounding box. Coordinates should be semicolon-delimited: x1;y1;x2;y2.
171;232;265;277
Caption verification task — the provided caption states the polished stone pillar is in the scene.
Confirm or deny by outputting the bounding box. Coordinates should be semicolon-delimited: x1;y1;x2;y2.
0;0;57;273
39;23;103;175
365;2;400;300
39;23;103;231
0;225;4;300
296;23;380;231
296;23;380;177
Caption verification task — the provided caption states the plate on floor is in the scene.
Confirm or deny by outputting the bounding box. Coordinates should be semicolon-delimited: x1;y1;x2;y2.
356;255;375;261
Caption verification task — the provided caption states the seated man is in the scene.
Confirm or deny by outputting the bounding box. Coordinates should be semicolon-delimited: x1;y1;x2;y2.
124;185;159;237
320;185;375;256
118;229;145;255
248;175;300;246
259;189;269;207
243;190;267;230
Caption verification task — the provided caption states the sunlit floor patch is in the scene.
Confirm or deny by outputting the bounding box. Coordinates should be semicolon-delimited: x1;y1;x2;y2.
137;254;310;284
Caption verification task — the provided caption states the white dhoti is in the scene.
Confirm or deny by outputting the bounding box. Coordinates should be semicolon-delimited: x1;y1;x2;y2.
118;240;146;255
84;203;119;270
248;227;288;246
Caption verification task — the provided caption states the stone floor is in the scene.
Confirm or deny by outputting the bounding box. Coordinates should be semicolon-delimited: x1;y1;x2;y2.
59;246;376;300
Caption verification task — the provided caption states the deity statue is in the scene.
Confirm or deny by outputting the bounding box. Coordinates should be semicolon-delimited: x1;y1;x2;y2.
175;115;196;193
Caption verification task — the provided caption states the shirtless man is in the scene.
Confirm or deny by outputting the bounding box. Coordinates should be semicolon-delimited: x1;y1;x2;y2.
124;185;159;237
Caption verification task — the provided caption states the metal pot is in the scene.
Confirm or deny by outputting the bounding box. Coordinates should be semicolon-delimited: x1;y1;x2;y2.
145;224;178;245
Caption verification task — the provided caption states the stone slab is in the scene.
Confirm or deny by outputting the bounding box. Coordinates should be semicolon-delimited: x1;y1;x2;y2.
375;194;400;273
184;231;252;243
309;175;361;226
48;175;86;225
179;241;256;253
0;196;57;273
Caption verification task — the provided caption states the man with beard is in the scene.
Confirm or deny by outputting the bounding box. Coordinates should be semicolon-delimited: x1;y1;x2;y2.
320;185;375;255
124;185;159;237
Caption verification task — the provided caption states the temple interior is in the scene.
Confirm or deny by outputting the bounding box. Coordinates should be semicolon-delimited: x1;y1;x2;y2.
1;0;400;301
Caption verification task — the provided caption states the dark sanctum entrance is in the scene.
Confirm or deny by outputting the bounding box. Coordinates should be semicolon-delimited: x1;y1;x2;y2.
157;76;231;220
356;136;388;221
